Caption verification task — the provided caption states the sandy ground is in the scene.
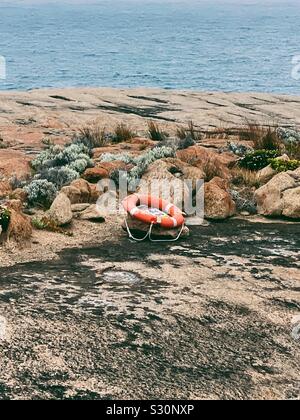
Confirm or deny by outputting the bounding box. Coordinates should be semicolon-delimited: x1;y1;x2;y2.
0;217;123;268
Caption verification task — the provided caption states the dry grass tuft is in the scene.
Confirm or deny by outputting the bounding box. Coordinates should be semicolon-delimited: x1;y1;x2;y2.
113;123;136;143
238;121;280;150
78;124;108;149
231;167;261;188
147;121;167;142
176;121;202;141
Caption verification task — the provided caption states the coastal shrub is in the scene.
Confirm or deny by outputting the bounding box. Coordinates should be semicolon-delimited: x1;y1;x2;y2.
101;146;175;187
100;153;135;165
147;121;168;142
32;216;73;236
0;207;11;231
176;121;201;142
285;142;300;160
277;127;300;145
38;167;79;189
25;179;57;208
31;145;62;170
55;143;90;166
113;123;136;143
227;142;253;157
239;149;280;171
269;158;300;173
32;143;91;171
231;168;261;188
75;124;109;149
177;135;196;150
67;158;92;174
230;189;257;214
239;122;280;150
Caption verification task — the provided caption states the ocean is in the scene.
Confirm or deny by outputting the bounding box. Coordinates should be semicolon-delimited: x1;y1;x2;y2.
0;0;299;93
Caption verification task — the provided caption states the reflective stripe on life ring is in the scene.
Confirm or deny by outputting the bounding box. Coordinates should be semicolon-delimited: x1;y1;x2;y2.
122;194;185;229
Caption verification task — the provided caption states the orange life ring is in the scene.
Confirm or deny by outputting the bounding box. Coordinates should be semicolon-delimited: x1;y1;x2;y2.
122;194;185;229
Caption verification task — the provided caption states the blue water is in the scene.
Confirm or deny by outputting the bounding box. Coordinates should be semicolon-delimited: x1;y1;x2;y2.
0;0;299;93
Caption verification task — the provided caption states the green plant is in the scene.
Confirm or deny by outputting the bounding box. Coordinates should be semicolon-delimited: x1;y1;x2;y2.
147;121;167;142
231;168;261;188
41;137;54;148
32;143;90;171
285;142;300;160
239;149;280;171
176;126;187;140
38;167;79;189
0;207;11;231
76;124;109;149
113;123;136;143
32;216;73;236
186;121;202;141
238;122;280;150
24;179;57;208
176;121;201;142
177;135;196;150
0;137;9;149
269;158;300;173
101;146;175;187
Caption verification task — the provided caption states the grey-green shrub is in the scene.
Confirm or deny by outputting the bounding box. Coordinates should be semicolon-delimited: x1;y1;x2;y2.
25;179;57;208
39;167;79;189
101;146;175;188
32;143;91;171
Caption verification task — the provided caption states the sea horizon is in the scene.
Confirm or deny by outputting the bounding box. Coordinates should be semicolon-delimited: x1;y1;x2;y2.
0;0;300;93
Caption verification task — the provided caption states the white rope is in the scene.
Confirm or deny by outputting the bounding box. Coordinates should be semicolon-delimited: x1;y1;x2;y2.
149;223;185;243
124;218;154;242
124;219;185;243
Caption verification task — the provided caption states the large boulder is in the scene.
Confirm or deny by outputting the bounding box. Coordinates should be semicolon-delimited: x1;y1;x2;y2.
163;158;205;192
138;159;190;209
204;177;236;220
0;180;12;199
256;154;290;184
176;145;235;180
61;179;101;204
83;161;131;183
79;204;105;223
282;187;300;218
1;200;32;242
255;167;300;218
48;193;73;226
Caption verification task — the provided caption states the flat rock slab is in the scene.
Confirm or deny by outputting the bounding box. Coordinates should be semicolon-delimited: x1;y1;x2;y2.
1;88;300;153
0;219;298;400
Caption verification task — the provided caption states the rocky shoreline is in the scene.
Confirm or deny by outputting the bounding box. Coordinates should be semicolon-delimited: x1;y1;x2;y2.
0;88;300;400
0;88;300;264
